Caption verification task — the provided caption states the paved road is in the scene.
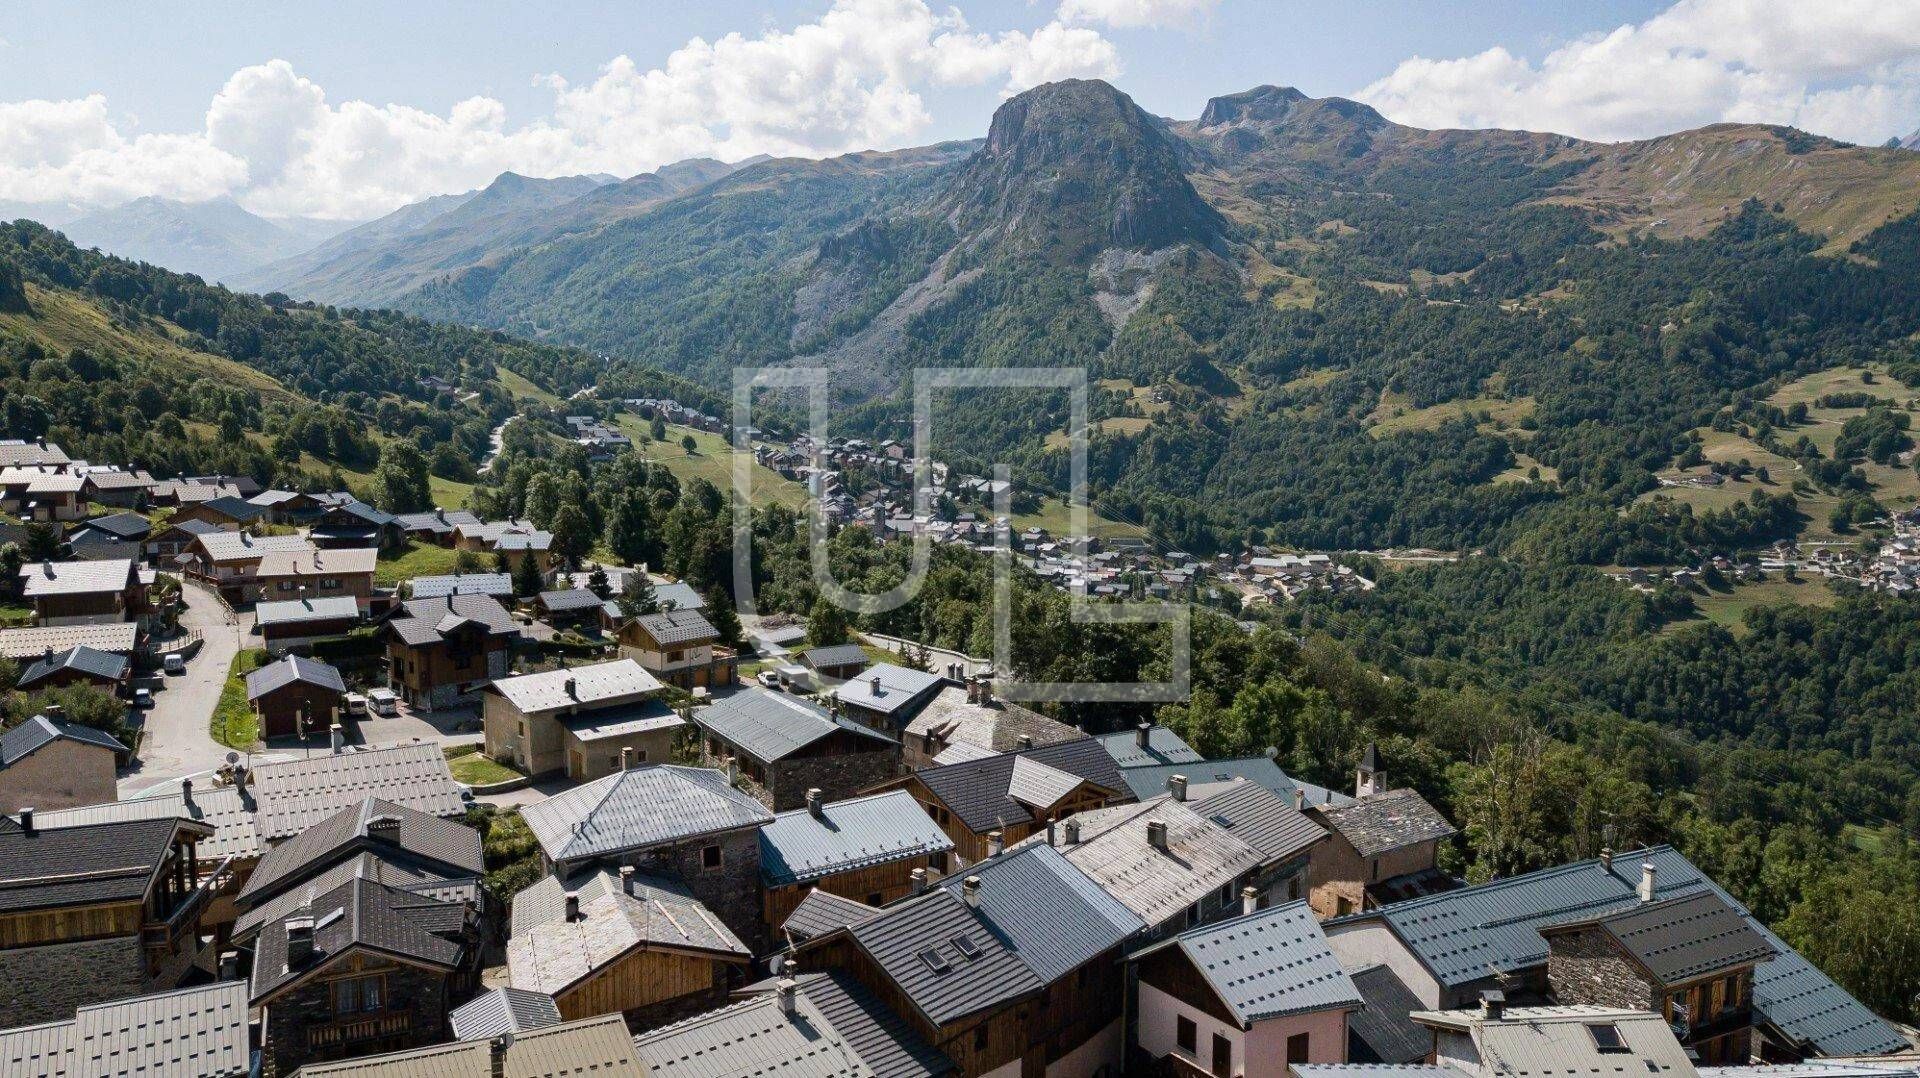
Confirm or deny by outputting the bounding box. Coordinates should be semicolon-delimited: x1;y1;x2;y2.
120;578;248;795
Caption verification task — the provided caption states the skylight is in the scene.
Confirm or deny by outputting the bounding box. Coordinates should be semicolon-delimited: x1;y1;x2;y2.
1587;1023;1628;1053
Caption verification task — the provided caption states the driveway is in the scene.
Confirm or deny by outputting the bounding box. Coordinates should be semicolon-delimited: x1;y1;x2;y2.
119;577;248;795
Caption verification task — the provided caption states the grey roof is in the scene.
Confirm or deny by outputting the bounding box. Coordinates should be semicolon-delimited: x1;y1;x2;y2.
0;980;251;1078
248;743;467;841
801;643;870;669
189;531;310;563
1192;780;1328;865
1031;797;1266;929
1335;845;1905;1056
560;699;686;743
251;876;470;1000
508;867;748;995
902;687;1080;757
0;816;206;913
448;987;563;1041
760;791;953;888
1347;964;1431;1065
232;850;482;944
198;495;266;521
1543;889;1776;984
832;663;944;719
407;572;513;599
0;622;138;658
75;511;153;539
538;587;604;612
1297;1067;1468;1078
847;889;1044;1026
294;1014;641;1078
696;687;894;764
244;653;346;701
651;581;707;611
1411;1005;1696;1078
633;608;718;645
1316;789;1456;858
782;889;882;942
635;972;953;1078
0;441;68;467
253;595;362;628
520;765;774;864
1118;756;1354;807
0;713;127;764
488;658;662;715
914;736;1129;835
35;782;259;862
239;796;483;908
1096;725;1203;769
386;593;518;645
19;557;138;597
395;509;483;535
935;843;1142;983
1142;900;1359;1026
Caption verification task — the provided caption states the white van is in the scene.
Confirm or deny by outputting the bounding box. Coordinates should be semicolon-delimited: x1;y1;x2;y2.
367;688;400;717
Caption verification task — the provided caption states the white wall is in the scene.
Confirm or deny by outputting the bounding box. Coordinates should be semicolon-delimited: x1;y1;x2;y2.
1323;921;1444;1008
1138;982;1242;1073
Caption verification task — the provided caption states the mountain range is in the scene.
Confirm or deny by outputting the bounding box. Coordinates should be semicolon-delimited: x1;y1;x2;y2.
58;197;360;282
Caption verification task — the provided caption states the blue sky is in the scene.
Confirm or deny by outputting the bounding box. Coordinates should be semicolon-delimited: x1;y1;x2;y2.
1;0;1914;219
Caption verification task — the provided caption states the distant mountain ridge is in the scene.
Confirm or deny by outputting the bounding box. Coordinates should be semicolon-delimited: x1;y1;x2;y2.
60;196;358;282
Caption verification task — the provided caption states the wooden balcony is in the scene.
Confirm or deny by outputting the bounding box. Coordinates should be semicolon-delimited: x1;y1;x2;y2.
307;1011;413;1048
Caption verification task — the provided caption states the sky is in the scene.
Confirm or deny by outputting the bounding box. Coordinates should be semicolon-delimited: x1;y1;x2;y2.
2;0;1917;221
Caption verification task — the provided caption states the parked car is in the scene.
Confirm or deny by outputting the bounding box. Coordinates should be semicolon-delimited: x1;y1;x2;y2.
163;653;186;675
366;688;399;717
132;688;154;708
344;693;368;717
756;669;782;689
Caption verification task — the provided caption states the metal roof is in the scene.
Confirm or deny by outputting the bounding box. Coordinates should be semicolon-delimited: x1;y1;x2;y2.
1146;900;1360;1026
1192;779;1327;865
407;572;513;598
244;654;347;701
1118;756;1354;807
760;791;953;888
188;531;311;563
847;889;1044;1026
294;1014;642;1077
254;545;378;578
74;510;152;539
651;580;708;611
696;688;893;764
913;736;1129;835
1337;845;1906;1056
537;587;604;612
1095;725;1204;769
35;782;259;862
1296;1066;1468;1078
1006;755;1084;810
253;595;362;628
634;972;953;1078
937;843;1143;983
239;796;483;907
1027;797;1267;928
832;664;944;718
488;658;663;714
1347;964;1432;1065
633;608;719;645
560;699;686;742
783;889;882;942
0;980;251;1078
1543;889;1776;985
801;643;871;669
19;557;137;597
1316;789;1457;858
0;622;138;659
508;867;749;996
447;987;562;1041
0;713;126;765
1412;1005;1695;1078
248;743;466;841
520;764;774;864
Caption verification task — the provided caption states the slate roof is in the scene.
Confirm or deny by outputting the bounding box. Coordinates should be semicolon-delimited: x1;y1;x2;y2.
0;980;251;1078
801;643;870;669
253;595;362;628
251;876;470;1000
394;509;483;536
936;843;1143;983
244;654;346;701
293;1014;641;1078
1118;756;1354;807
239;796;483;907
0;622;138;658
448;987;563;1041
457;519;552;551
0;441;69;467
695;687;894;764
488;658;662;714
35;782;259;862
1316;789;1456;858
903;687;1080;757
1138;901;1360;1026
406;572;513;599
196;496;265;522
1332;845;1906;1056
232;851;482;944
846;889;1044;1026
760;791;953;888
913;736;1129;835
634;972;954;1078
75;511;153;539
651;581;707;611
385;594;518;645
188;531;311;563
18;644;132;689
783;889;882;942
1543;890;1776;985
0;816;207;914
254;546;378;579
1032;797;1267;928
508;866;748;995
633;608;719;645
1192;780;1328;865
1096;725;1204;769
521;764;774;863
1347;964;1432;1065
833;663;944;720
0;713;127;764
19;557;137;597
248;743;466;841
538;587;604;612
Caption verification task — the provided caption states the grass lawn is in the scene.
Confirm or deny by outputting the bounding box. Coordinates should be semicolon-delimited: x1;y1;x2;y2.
1493;451;1560;485
0;598;32;628
375;540;468;588
495;367;564;408
613;418;809;509
1676;576;1842;637
445;746;525;786
1368;392;1536;438
1009;496;1149;540
211;648;271;749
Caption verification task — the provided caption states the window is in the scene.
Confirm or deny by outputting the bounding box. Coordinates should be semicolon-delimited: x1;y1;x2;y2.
1213;1033;1233;1077
1216;882;1235;907
701;844;722;870
1177;1016;1197;1053
973;1024;989;1052
1287;1032;1310;1064
668;649;684;662
1587;1024;1628;1053
332;975;384;1017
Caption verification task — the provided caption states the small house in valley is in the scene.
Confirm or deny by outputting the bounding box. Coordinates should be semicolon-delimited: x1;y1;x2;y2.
758;789;953;932
693;687;899;809
616;608;736;690
245;654;348;741
0;712;127;812
482;659;683;781
383;594;519;710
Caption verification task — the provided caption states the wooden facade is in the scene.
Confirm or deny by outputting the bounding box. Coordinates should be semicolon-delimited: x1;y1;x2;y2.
386;620;507;707
552;944;741;1027
762;855;942;931
894;773;1114;866
252;678;346;740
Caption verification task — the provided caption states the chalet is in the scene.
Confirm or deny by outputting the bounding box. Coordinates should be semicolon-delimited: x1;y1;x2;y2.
507;865;751;1029
383;594;519;710
180;531;314;599
758;789;953;933
78;468;157;509
245;654;349;740
789;842;1144;1078
616;608;736;690
394;508;482;546
447;986;562;1040
1540;888;1775;1064
799;642;871;680
694;687;900;809
248;874;484;1076
887;736;1129;866
482;659;682;780
1097;723;1205;770
536;587;604;626
295;1013;642;1078
0;438;70;468
0;621;139;662
900;677;1080;770
631;971;956;1078
1116;755;1351;807
0;711;127;812
308;499;402;549
1319;846;1907;1061
518;765;773;947
248;490;332;525
248;546;377;608
254;595;363;654
1131;901;1361;1076
454;518;553;572
1306;748;1456;917
170;495;269;530
0;467;85;521
64;511;152;560
16;644;132;694
151;480;240;507
831;662;946;733
0;811;217;1025
19;557;147;627
406;572;512;599
147;517;223;563
0;980;253;1078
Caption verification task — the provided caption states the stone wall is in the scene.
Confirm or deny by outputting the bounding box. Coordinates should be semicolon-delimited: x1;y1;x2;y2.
0;935;145;1024
1546;927;1659;1012
629;828;766;952
262;958;451;1078
767;750;899;811
623;982;732;1035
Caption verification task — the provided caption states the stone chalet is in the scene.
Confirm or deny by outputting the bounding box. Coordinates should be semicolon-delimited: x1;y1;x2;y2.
900;676;1081;771
616;608;737;690
0;711;127;812
882;735;1131;866
19;557;148;627
483;659;684;781
382;594;520;710
694;687;899;810
1305;748;1457;918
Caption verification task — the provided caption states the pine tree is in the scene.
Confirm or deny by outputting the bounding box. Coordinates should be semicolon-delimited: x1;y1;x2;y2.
587;566;612;599
512;552;544;598
618;572;660;618
704;586;742;646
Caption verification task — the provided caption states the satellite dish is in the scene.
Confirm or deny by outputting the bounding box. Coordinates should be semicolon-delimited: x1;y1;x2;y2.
1264;746;1279;759
226;751;240;765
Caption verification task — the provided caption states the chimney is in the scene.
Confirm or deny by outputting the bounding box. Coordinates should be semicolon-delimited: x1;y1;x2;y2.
1134;723;1151;750
1063;819;1080;845
329;723;344;754
366;815;400;845
806;788;824;818
1599;847;1614;873
1016;734;1032;750
987;830;1004;857
564;676;578;700
218;950;239;980
961;875;982;908
489;1034;513;1078
776;978;798;1016
564;893;581;922
17;807;33;834
870;675;882;697
1241;885;1259;917
1168;775;1188;802
621;746;634;771
620;865;635;896
1292;787;1306;811
1145;819;1168;852
1356;742;1384;799
1481;990;1506;1022
910;867;929;894
1639;862;1658;903
42;645;52;666
285;915;315;968
1045;820;1056;846
41;704;62;720
726;757;740;787
181;778;194;805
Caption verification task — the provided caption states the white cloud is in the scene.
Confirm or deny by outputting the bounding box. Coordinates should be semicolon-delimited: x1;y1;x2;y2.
1355;0;1920;145
1056;0;1216;30
0;0;1119;220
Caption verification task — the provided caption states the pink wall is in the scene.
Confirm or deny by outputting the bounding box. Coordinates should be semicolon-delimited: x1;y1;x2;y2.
1137;982;1350;1077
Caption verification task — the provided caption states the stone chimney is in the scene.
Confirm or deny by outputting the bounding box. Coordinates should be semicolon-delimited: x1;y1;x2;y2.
961;876;982;908
1045;820;1056;846
1134;723;1151;750
1599;847;1614;873
489;1034;513;1078
620;865;635;896
564;893;581;922
41;645;52;666
1016;734;1033;750
1481;990;1506;1022
806;788;824;818
726;757;740;787
776;978;798;1016
621;746;634;771
218;950;239;980
869;675;882;697
1292;787;1306;811
1063;819;1080;845
1168;775;1188;802
17;807;32;834
564;676;578;700
366;814;400;845
181;778;194;805
910;867;929;894
986;830;1004;857
285;916;316;968
1639;862;1658;903
1145;819;1168;852
1241;885;1259;916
